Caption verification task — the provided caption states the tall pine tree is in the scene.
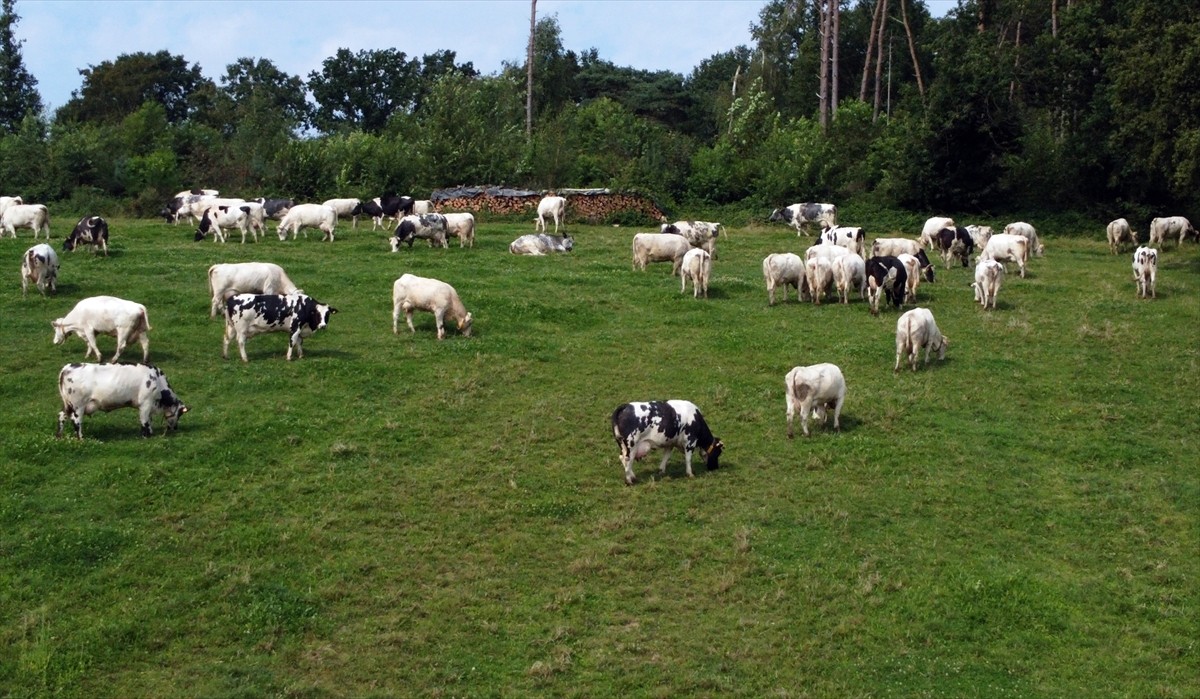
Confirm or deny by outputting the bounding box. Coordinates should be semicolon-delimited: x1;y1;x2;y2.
0;0;42;133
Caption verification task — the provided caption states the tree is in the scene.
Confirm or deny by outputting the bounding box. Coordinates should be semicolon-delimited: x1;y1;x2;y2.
308;48;422;134
0;0;43;134
57;51;210;124
682;46;753;143
220;57;310;130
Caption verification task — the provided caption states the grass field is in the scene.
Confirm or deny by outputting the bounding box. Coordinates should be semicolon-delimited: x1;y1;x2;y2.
1;215;1197;698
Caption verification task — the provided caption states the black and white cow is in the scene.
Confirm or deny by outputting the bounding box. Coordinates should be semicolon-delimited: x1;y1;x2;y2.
768;202;837;236
934;226;974;268
362;194;414;230
64;215;110;256
391;213;449;250
610;400;724;485
253;197;295;220
56;362;188;439
223;293;337;362
865;256;908;315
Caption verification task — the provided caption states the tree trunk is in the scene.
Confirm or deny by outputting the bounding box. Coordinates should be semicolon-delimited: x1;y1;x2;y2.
831;0;839;121
1051;0;1058;38
525;0;536;139
899;0;924;100
860;0;883;101
873;0;889;121
818;0;831;131
1010;19;1021;101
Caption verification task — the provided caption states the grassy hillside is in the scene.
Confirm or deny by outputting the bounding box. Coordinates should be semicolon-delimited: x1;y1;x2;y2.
1;216;1197;697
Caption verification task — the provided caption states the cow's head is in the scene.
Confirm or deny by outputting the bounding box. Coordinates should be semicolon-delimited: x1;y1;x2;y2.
458;312;473;337
159;389;189;432
62;235;76;252
935;335;949;361
768;208;785;223
562;236;574;252
705;438;724;471
51;319;69;344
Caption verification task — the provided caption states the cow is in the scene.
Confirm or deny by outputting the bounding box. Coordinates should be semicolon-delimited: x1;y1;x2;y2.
768;203;837;236
21;243;59;297
833;253;867;304
894;307;948;372
1148;216;1197;249
1;203;50;239
763;252;808;305
966;224;994;249
661;220;722;254
896;253;924;303
934;226;974;268
972;259;1005;310
392;274;472;340
784;363;846;438
161;190;219;224
536;195;567;234
322;198;364;228
223;293;337;362
805;243;851;262
680;248;712;298
632;233;690;275
181;196;245;226
1003;221;1044;257
918;216;956;249
362;194;412;230
391;213;449;250
240;201;267;240
443;212;476;248
253;197;295;220
64;215;109;256
610;400;723;485
52;296;151;363
277;203;338;242
412;199;435;215
194;205;251;243
55;362;188;439
1106;218;1138;254
207;262;303;318
978;233;1029;278
0;195;22;219
805;256;835;305
509;233;574;255
873;239;934;281
1132;246;1158;299
865;256;908;315
820;226;866;256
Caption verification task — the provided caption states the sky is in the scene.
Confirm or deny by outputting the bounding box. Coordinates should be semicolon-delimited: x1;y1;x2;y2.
14;0;958;113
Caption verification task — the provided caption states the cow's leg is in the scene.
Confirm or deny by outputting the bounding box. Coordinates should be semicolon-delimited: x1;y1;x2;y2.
222;323;233;359
801;404;812;437
832;396;843;432
622;452;636;486
237;333;249;363
434;309;446;340
56;408;68;438
139;403;155;437
392;303;401;335
405;309;416;334
682;449;694;478
138;332;150;363
786;391;796;439
658;447;673;476
82;330;102;362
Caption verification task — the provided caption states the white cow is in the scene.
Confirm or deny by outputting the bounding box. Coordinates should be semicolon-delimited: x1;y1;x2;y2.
805;243;851;262
762;253;808;305
661;220;722;253
784;363;846;438
1148;216;1197;248
322;198;363;228
894;307;948;372
392;274;473;340
207;262;303;318
805;256;835;305
1003;221;1044;257
0;195;22;219
1132;246;1158;299
277;203;338;241
896;253;923;303
966;224;994;249
632;233;690;275
820;226;866;256
536;196;567;234
833;253;867;304
978;233;1030;278
443;212;476;248
1;203;50;239
680;248;712;298
52;296;151;363
182;196;244;225
412;199;435;215
918;216;955;249
972;259;1005;309
871;237;922;258
56;363;188;439
1106;218;1138;254
509;233;573;255
21;243;59;297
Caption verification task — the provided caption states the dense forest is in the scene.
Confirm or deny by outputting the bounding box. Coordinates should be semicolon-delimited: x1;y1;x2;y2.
1;0;1198;222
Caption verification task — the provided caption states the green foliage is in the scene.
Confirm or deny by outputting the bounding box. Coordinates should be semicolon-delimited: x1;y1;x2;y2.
0;0;42;134
415;73;525;189
56;51;210;125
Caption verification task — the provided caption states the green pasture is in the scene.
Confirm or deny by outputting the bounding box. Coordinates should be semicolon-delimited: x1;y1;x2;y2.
1;216;1197;697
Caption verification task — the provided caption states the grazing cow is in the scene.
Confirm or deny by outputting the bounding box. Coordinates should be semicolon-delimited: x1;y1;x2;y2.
833;253;867;304
64;215;109;256
253;197;295;220
21;243;59;297
181;196;245;226
934;226;974;268
610;400;723;485
1004;221;1044;257
871;237;922;258
52;296;151;363
865;256;908;315
1;203;50;239
392;274;472;340
919;216;956;249
661;220;722;254
322;198;364;228
820;226;866;256
207;262;303;318
1132;246;1158;299
223;293;337;362
632;233;691;275
0;195;22;219
509;233;574;255
894;307;948;372
443;212;476;248
805;256;835;305
972;259;1005;310
1148;216;1197;249
240;201;267;240
194;205;251;243
55;362;188;439
768;202;837;235
784;363;846;438
762;252;808;305
536;195;567;234
1106;218;1138;254
412;199;435;215
896;253;924;303
978;233;1029;278
391;213;449;250
680;248;712;298
966;224;994;249
161;190;219;224
805;243;851;262
277;203;338;241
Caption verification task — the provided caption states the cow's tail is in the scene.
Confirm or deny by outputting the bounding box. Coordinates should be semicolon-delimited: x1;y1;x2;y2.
138;307;152;333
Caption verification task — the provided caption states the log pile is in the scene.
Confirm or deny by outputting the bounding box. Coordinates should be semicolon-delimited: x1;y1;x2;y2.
430;186;665;224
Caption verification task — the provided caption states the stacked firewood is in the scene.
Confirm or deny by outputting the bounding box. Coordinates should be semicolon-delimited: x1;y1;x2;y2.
430;186;665;224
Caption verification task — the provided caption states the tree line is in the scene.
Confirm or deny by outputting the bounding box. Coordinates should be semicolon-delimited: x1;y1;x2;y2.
1;0;1197;222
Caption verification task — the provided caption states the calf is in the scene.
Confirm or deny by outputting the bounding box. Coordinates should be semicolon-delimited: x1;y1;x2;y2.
1148;216;1197;249
56;362;188;439
978;234;1029;278
443;212;476;248
1132;246;1158;299
392;274;472;340
784;363;846;438
972;259;1005;309
21;243;59;297
223;293;337;362
820;226;866;256
64;215;109;256
207;262;303;318
865;256;908;315
680;248;712;298
1106;218;1137;254
322;198;364;228
1;203;50;239
611;400;723;485
277;203;338;241
536;195;567;234
509;233;573;255
632;233;690;275
894;307;948;372
391;213;449;250
762;252;808;305
769;202;837;236
52;296;151;363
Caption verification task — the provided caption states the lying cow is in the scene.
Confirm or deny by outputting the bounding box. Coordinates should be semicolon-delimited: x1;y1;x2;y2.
277;203;338;241
894;307;948;372
536;195;567;234
223;293;337;362
52;295;151;363
610;400;723;485
632;233;690;275
1;203;50;239
21;243;59;297
64;215;109;256
1148;216;1197;249
392;273;472;340
1106;218;1138;254
769;202;837;236
784;363;846;438
865;256;908;315
56;362;188;439
1132;246;1158;299
207;262;303;318
391;213;449;250
509;233;573;255
680;248;712;298
972;259;1005;310
763;252;808;305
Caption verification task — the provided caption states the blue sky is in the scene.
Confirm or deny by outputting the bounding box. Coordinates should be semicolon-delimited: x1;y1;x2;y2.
14;0;957;112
